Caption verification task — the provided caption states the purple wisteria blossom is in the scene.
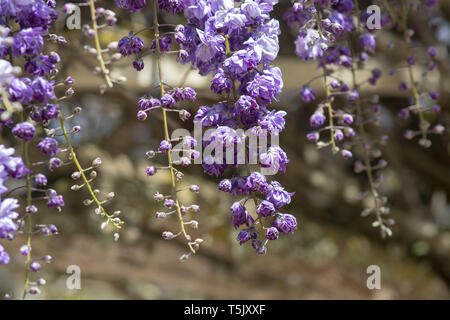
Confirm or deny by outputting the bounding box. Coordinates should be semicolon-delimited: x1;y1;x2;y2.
173;0;297;254
0;145;28;264
114;0;147;13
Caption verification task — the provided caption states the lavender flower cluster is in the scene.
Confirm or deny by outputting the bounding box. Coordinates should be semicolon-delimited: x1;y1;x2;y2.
174;0;297;254
284;0;443;237
380;0;444;147
0;0;64;297
0;145;27;265
116;0;297;255
116;0;203;259
283;0;397;235
0;0;123;298
285;0;366;158
0;0;446;298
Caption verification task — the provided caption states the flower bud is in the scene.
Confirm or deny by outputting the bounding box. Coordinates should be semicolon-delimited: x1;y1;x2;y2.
30;261;41;272
26;205;38;215
92;157;102;167
189;185;200;193
162;231;175;240
20;245;30;256
28;287;41;295
153;192;164;202
71;171;81;180
146;166;156;176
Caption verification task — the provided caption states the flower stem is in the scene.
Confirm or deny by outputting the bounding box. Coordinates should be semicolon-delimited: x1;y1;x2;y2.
401;0;427;140
225;35;231;56
322;62;337;152
89;0;113;88
314;6;336;152
152;0;195;254
0;87;14;113
58;114;121;229
21;111;32;300
383;0;398;26
349;46;383;229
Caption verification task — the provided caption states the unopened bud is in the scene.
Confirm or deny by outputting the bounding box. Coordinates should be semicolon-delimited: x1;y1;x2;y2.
155;212;166;219
92;158;102;167
65;88;75;97
179;254;189;261
108;41;118;50
28;287;41;295
71;171;81;180
83;199;93;206
189;185;200;193
162;231;175;240
189;220;199;229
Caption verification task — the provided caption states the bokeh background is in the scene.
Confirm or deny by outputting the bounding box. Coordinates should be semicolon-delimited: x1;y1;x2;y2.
1;1;450;299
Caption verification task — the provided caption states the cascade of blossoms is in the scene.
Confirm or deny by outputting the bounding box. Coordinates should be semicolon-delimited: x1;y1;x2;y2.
380;0;444;147
0;0;122;298
284;1;395;236
173;0;297;254
0;0;64;298
348;2;392;237
284;0;360;158
115;0;203;259
0;146;28;265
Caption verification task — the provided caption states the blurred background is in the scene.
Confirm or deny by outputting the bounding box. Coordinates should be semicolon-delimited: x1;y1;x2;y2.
1;1;450;299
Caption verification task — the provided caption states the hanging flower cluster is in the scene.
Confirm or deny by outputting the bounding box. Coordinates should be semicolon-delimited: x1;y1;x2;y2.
284;0;364;159
284;0;396;236
0;0;446;299
0;0;122;298
0;0;64;298
348;3;393;238
116;0;203;259
0;145;27;265
170;0;297;254
380;0;444;147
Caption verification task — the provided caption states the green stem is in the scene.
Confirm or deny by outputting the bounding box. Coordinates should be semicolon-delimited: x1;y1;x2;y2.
89;0;113;88
354;0;361;29
58;115;121;229
349;45;382;227
322;64;337;152
225;35;231;56
401;0;426;140
152;0;195;254
314;12;328;41
314;7;336;152
0;87;14;113
21;112;32;300
383;0;398;26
